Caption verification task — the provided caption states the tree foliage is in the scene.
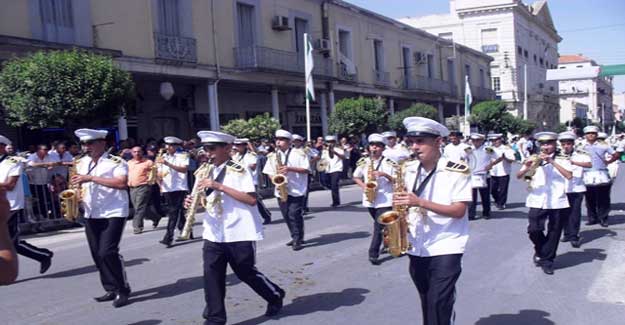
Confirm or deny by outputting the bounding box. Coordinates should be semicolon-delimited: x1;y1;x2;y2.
328;97;387;135
0;50;134;129
387;103;438;133
469;100;536;135
221;113;280;140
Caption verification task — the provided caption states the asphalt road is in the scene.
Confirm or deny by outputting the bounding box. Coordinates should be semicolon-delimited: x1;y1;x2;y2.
2;164;625;325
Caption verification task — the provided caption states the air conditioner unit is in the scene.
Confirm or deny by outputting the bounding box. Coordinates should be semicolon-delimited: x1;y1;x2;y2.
316;39;331;53
272;15;291;31
413;52;425;65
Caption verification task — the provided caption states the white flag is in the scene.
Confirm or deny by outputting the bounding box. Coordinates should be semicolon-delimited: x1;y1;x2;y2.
464;75;472;114
304;33;315;101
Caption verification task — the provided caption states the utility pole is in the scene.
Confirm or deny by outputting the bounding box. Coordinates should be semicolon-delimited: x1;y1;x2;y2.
523;64;528;119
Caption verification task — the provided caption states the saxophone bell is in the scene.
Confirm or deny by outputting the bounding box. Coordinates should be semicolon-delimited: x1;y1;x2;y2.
377;160;411;257
272;152;289;202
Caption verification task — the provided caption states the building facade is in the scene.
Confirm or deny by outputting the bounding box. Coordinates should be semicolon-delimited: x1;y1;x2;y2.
613;92;625;125
0;0;493;146
401;0;561;130
557;54;614;128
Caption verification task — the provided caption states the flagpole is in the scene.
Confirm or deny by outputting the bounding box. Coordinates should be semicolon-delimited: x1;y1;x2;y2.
304;32;314;142
306;96;311;142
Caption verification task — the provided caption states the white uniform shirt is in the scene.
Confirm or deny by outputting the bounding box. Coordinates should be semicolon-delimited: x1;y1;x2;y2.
352;157;396;208
159;152;189;192
78;154;129;219
489;145;516;177
321;147;344;173
523;156;572;209
566;152;590;193
234;151;258;186
404;158;472;257
262;148;310;197
27;153;59;185
0;157;25;211
49;151;73;178
383;144;411;163
443;143;470;162
468;145;497;175
201;161;264;243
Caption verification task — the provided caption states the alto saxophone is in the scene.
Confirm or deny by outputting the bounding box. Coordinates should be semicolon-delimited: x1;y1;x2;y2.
60;154;86;222
377;160;411;257
364;157;378;203
179;160;214;241
147;148;166;185
272;152;288;202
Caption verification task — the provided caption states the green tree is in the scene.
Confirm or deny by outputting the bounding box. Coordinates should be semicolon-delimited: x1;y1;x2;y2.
469;100;509;134
387;103;438;133
221;113;280;140
0;50;134;129
328;97;387;135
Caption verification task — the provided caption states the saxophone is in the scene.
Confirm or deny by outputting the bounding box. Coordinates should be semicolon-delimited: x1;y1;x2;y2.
364;157;378;203
377;160;411;257
60;154;86;222
179;160;213;241
147;148;166;185
272;152;288;202
523;152;545;184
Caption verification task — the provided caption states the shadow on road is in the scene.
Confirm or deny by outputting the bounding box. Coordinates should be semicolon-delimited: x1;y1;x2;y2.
580;228;617;245
555;248;607;270
489;211;527;220
303;231;370;249
130;273;241;304
475;309;555;325
127;320;162;325
268;215;315;226
232;288;370;325
15;257;151;283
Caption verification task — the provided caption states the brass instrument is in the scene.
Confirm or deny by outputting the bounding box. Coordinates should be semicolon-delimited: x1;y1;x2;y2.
272;152;288;202
364;158;378;203
147;148;166;185
378;160;411;257
523;154;541;183
60;154;86;222
179;160;213;241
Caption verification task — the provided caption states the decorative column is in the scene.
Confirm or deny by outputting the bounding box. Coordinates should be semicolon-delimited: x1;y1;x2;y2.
271;87;280;123
438;102;445;123
320;92;328;136
208;82;220;131
388;98;395;115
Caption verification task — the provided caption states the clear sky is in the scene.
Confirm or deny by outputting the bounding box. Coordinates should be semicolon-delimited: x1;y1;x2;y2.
345;0;625;94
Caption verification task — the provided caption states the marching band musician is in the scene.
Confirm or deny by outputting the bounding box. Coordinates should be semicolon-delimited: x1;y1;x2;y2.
382;131;411;163
233;138;272;225
443;130;470;162
190;131;285;324
157;136;190;247
487;133;516;210
516;132;573;275
392;117;472;325
581;126;619;227
352;133;395;265
262;130;310;251
292;134;319;214
320;135;345;207
558;132;592;248
466;133;501;220
71;129;131;307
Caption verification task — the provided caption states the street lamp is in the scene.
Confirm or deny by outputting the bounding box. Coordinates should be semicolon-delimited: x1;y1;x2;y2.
160;82;175;101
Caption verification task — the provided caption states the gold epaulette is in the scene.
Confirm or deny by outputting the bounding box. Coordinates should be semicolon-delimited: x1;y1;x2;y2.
356;157;367;167
292;147;307;157
178;152;189;158
226;160;244;173
267;152;276;158
248;151;257;157
107;155;124;164
5;156;26;164
384;157;398;166
445;160;470;174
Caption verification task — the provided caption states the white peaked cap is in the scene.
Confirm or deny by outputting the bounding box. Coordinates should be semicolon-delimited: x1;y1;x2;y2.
403;117;449;137
197;131;235;144
74;128;108;142
367;133;386;145
275;129;292;140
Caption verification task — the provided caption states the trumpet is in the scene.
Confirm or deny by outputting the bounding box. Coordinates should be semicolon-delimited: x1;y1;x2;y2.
272;153;288;202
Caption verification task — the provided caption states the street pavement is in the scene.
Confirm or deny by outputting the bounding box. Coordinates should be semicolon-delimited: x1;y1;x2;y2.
2;164;625;325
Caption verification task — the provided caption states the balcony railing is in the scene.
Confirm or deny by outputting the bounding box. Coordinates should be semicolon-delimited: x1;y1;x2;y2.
402;73;452;95
470;85;496;100
337;62;357;82
233;46;333;76
373;69;390;87
154;33;197;64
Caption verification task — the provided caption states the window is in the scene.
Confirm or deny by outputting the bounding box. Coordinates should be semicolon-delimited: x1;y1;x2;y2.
236;2;255;47
480;28;498;53
373;40;384;71
524;50;528;58
158;0;181;36
465;64;471;81
539;57;544;66
479;68;485;88
338;29;352;59
39;0;74;43
517;46;522;55
427;54;434;78
492;77;501;92
534;54;537;63
402;47;411;84
438;32;453;41
293;18;308;53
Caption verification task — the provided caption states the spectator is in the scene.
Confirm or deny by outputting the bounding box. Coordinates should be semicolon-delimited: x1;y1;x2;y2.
26;145;60;221
5;145;15;156
0;188;18;285
128;146;157;234
49;142;74;180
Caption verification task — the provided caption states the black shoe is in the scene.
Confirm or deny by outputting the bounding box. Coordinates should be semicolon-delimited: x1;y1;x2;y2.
265;290;285;316
483;214;491;220
40;252;53;274
285;240;294;246
560;237;570;243
533;254;540;267
159;239;172;248
292;241;303;251
586;220;598;226
94;292;117;302
571;239;582;248
369;257;380;265
600;220;609;227
133;228;143;234
331;204;340;208
263;219;272;225
541;264;554;275
112;293;130;308
152;218;161;229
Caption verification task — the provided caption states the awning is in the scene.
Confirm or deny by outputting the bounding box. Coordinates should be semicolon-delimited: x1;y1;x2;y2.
599;64;625;77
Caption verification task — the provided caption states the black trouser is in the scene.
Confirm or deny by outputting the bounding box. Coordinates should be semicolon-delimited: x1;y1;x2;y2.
368;207;391;259
490;175;509;207
469;185;491;219
84;218;130;295
303;174;312;211
130;185;151;230
585;184;611;223
149;184;165;220
8;211;52;263
257;192;272;223
162;191;187;242
202;240;284;325
527;208;567;266
278;195;305;242
409;254;463;325
563;192;584;241
329;171;341;206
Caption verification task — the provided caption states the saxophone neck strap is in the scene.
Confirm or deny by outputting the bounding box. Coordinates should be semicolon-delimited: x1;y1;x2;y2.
205;160;229;197
412;165;437;197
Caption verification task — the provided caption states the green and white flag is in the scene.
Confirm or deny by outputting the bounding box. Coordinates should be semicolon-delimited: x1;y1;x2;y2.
464;75;472;115
304;33;315;101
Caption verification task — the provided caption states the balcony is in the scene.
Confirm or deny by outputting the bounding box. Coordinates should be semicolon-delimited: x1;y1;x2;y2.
233;46;333;77
373;69;390;87
402;72;452;95
154;33;197;64
337;62;357;82
470;85;496;100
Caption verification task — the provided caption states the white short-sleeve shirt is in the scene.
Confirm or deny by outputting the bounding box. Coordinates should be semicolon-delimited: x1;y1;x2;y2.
78;154;129;219
262;148;310;197
523;156;572;209
566;152;590;193
234;151;258;186
201;161;264;243
321;147;344;173
404;158;472;257
443;143;470;162
352;157;395;208
468;145;498;175
489;145;516;176
27;153;58;185
159;152;189;192
0;157;25;211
